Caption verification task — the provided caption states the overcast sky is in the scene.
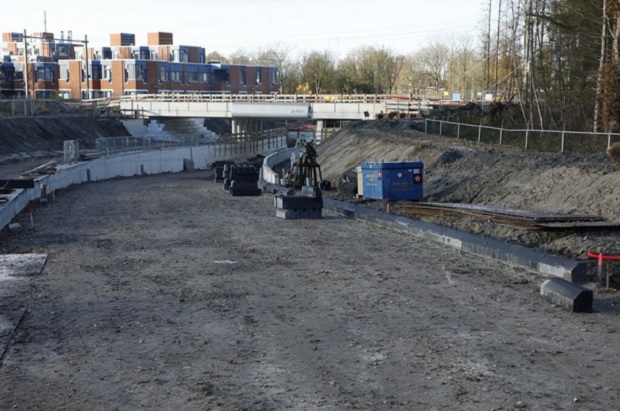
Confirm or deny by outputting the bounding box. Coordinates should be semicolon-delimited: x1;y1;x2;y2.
10;0;485;58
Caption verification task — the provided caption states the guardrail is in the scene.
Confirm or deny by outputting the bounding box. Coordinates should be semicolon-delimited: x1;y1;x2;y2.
425;119;620;154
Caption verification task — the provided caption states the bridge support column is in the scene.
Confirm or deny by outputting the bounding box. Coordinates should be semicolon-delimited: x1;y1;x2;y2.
316;120;324;143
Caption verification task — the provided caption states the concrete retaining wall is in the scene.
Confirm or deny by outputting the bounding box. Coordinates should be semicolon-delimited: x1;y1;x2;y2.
0;135;287;232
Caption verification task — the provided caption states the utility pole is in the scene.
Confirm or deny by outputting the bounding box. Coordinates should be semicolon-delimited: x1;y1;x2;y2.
85;35;90;100
23;29;29;99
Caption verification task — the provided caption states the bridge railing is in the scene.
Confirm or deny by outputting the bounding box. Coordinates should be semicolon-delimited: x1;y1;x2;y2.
425;119;620;154
116;93;456;105
94;127;288;156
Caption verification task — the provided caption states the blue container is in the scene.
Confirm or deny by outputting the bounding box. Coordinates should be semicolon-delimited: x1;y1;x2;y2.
361;161;424;201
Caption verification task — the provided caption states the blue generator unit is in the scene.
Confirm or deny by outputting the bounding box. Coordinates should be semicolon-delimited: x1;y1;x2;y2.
361;161;424;201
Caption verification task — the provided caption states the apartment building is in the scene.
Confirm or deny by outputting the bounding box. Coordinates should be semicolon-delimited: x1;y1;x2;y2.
1;31;279;100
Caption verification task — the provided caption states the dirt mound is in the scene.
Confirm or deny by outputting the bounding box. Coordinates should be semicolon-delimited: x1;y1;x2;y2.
317;119;620;264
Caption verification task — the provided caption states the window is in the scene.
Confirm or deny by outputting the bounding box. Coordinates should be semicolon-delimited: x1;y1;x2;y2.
35;65;54;83
150;50;158;61
159;66;167;82
136;64;144;81
179;48;188;63
271;69;278;85
239;67;246;85
256;69;262;84
91;64;102;80
170;70;182;82
103;65;112;82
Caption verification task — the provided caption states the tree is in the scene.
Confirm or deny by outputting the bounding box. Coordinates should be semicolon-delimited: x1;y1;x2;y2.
205;51;229;64
254;44;299;94
417;41;451;96
300;50;337;94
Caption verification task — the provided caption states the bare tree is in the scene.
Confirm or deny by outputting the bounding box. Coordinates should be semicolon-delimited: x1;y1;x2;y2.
300;50;337;94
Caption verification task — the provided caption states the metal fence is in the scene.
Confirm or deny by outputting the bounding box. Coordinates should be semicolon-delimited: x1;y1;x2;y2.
425;119;620;154
94;128;288;157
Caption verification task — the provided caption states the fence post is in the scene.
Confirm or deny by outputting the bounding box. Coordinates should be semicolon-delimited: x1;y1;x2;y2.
525;129;529;149
561;131;565;152
477;124;481;143
424;119;428;134
499;128;503;145
439;121;443;137
457;123;461;139
608;133;612;148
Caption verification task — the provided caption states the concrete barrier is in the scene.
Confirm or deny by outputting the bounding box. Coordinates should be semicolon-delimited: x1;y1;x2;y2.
540;278;593;313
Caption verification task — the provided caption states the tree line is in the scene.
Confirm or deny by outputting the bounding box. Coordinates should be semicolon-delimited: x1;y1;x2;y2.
208;0;613;132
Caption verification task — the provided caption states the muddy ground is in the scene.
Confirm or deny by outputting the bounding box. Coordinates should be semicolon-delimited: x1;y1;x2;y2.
1;172;620;410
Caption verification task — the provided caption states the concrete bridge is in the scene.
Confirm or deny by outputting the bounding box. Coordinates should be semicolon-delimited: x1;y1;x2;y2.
115;94;454;135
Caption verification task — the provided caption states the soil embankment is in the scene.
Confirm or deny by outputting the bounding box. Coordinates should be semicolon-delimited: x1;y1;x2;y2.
317;120;620;264
0;113;129;165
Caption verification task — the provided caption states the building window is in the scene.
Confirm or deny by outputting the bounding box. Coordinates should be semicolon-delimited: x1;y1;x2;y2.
159;66;167;82
256;69;262;85
136;65;144;82
271;69;278;85
103;66;112;82
91;65;102;80
170;70;183;83
239;67;246;85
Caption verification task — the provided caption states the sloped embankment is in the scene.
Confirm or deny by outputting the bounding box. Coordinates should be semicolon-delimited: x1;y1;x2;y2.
317;120;620;260
0;116;129;163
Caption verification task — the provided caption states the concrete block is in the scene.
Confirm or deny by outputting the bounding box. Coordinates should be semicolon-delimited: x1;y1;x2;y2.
404;219;443;238
460;233;492;256
422;225;448;244
275;208;303;219
230;180;259;189
508;245;546;271
353;207;384;224
540;278;593;313
537;255;588;283
275;196;323;210
302;209;321;219
230;187;262;197
439;227;467;249
301;186;322;198
323;198;356;217
8;223;23;232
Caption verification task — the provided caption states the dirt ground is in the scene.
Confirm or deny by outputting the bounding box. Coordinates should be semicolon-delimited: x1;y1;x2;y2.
1;171;620;410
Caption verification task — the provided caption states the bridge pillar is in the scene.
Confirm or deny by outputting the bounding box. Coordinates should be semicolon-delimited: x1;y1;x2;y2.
316;120;324;142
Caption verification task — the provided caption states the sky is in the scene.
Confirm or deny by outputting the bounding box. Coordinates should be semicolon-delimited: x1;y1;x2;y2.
8;0;486;59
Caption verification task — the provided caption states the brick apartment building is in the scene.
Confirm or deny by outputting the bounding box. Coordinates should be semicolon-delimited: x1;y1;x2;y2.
0;31;279;100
